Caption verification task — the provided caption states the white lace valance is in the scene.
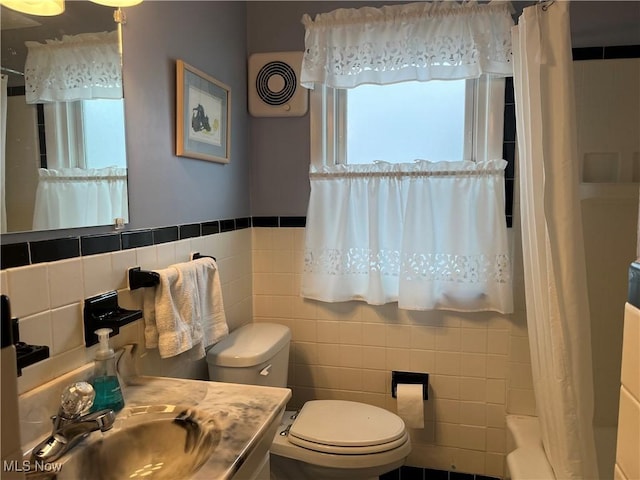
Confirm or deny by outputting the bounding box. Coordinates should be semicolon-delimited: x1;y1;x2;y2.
300;0;515;89
25;31;122;104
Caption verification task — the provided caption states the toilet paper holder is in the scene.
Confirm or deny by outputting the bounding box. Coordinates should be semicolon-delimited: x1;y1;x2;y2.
391;371;429;400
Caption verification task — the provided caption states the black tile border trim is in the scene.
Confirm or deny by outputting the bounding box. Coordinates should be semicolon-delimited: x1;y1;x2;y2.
252;216;279;227
573;44;640;61
179;223;201;239
236;217;251;229
152;226;179;245
202;221;220;236
30;238;80;265
121;230;153;250
280;216;306;228
80;234;121;256
0;217;307;269
1;243;30;269
220;219;236;232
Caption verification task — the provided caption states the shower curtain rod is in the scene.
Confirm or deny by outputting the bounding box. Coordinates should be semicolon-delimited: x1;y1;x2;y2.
1;66;24;76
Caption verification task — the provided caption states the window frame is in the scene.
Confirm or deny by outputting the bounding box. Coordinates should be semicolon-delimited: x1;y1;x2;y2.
310;76;506;169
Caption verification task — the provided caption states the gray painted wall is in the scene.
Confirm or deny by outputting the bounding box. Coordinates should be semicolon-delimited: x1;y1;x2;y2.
123;1;249;229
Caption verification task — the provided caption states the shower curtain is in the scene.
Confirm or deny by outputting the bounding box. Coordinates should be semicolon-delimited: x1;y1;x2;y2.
512;2;598;478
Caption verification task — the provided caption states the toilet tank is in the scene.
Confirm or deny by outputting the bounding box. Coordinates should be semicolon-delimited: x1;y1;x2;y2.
206;323;291;388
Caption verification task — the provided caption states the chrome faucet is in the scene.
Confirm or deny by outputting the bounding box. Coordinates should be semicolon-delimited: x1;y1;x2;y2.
29;382;116;464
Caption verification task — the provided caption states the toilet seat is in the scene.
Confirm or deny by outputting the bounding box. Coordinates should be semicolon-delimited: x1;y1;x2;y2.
271;404;411;472
287;400;408;455
287;431;409;455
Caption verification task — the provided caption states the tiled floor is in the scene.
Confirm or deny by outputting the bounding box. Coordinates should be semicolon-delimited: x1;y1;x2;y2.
381;466;501;480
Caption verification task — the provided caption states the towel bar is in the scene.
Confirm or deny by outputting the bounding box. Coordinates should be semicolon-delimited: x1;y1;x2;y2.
191;252;216;261
128;253;217;290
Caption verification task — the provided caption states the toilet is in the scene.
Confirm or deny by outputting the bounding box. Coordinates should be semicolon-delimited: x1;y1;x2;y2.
206;322;411;480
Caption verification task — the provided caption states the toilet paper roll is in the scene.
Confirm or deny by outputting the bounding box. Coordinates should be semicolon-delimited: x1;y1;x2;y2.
396;383;425;428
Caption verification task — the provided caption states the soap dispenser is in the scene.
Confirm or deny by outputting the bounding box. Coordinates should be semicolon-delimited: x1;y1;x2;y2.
90;328;124;412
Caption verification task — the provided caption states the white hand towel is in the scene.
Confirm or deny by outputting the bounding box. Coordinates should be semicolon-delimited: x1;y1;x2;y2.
143;257;228;359
190;257;228;348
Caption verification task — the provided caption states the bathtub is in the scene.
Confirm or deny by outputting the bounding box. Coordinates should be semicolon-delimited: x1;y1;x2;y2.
505;415;555;479
505;415;617;480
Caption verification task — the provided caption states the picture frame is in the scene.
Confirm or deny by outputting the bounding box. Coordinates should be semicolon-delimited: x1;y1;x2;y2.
176;59;231;163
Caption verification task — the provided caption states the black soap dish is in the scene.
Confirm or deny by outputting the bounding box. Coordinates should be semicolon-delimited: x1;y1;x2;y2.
2;294;50;376
16;342;50;375
83;290;143;347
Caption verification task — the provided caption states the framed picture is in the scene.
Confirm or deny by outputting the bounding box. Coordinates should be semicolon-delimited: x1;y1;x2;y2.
176;59;231;163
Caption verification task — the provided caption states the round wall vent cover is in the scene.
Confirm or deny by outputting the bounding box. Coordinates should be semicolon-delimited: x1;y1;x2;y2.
256;61;297;106
248;52;308;117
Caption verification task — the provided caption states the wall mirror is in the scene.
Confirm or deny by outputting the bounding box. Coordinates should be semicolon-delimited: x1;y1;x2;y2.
1;2;129;233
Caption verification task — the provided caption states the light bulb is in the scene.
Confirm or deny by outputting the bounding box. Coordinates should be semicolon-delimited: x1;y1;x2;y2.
90;0;142;7
0;0;65;16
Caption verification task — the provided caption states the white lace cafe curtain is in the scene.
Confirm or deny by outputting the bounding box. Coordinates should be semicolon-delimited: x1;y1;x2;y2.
32;167;128;230
300;0;514;89
24;31;122;104
302;161;513;313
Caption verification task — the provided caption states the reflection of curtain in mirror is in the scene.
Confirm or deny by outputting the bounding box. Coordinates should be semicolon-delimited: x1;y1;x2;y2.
24;31;122;104
1;74;7;233
32;167;128;230
43;102;86;169
26;31;124;230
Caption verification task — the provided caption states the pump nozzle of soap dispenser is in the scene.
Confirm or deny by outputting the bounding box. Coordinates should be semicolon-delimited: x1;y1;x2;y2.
95;328;114;361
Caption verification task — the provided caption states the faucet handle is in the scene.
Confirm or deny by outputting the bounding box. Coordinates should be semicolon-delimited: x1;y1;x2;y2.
60;382;95;418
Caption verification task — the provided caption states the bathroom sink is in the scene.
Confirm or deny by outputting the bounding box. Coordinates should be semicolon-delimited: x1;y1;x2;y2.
56;405;221;480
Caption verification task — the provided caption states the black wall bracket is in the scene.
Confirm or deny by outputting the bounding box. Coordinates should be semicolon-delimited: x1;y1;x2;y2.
391;370;429;400
83;290;143;347
2;294;50;376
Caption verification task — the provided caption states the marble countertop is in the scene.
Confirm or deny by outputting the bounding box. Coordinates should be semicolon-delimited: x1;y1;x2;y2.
121;375;291;479
20;371;291;480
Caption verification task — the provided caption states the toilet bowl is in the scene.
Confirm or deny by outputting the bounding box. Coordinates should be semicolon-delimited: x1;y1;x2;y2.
271;402;411;479
206;322;411;480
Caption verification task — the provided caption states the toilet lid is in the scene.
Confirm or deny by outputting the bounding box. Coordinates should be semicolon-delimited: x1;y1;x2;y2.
288;400;406;453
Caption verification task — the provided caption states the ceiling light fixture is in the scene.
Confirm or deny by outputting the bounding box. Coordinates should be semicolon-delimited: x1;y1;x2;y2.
90;0;142;7
0;0;64;16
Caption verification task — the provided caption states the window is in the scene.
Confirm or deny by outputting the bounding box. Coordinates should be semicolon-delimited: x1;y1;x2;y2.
301;2;514;313
81;99;127;169
42;99;126;170
310;76;506;168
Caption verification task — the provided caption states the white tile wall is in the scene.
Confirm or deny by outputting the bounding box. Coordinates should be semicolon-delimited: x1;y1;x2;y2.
2;225;537;478
616;302;640;480
4;229;253;396
48;258;84;309
7;263;50;318
252;227;535;477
